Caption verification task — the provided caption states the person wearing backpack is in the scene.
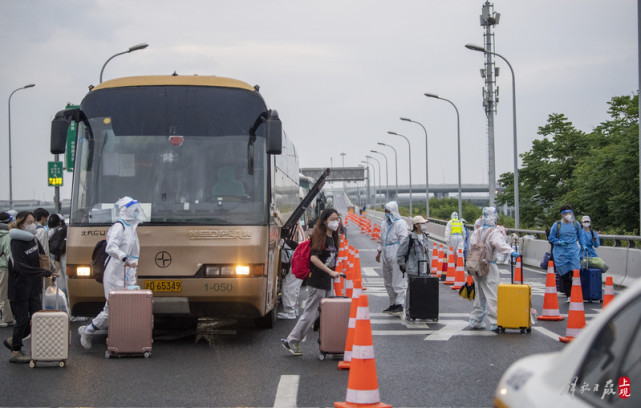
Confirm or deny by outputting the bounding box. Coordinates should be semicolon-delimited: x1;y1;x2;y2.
376;201;409;315
278;218;315;320
548;205;588;299
580;215;608;273
281;209;341;356
47;214;68;297
0;212;15;327
78;197;145;350
397;216;430;313
464;207;519;332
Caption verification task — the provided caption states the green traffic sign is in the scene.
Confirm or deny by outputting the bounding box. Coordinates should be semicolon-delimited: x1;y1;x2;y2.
48;161;63;187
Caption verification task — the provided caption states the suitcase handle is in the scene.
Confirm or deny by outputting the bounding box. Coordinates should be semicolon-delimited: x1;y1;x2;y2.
417;260;429;276
510;255;524;284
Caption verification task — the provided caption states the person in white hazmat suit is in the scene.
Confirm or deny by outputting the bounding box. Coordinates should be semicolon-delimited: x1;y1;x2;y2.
78;197;144;349
444;211;465;265
278;219;310;320
465;207;519;332
375;201;409;315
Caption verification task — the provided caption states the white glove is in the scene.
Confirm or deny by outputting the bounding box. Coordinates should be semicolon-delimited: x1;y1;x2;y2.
126;259;139;268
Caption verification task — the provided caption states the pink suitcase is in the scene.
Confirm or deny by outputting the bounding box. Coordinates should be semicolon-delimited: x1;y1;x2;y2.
318;297;351;360
105;289;153;358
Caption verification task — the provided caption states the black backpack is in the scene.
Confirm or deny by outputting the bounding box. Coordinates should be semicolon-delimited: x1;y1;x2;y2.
90;221;124;283
49;225;67;258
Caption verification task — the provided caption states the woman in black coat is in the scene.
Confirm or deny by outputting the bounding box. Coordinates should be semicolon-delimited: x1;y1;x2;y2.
4;211;52;363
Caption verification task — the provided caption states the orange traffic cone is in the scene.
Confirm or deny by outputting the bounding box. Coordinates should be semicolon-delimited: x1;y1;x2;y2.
430;243;438;276
334;275;344;297
338;279;363;370
537;261;565;321
514;256;523;282
559;270;586;343
444;248;455;285
451;250;465;290
603;276;615;308
436;245;444;280
335;294;392;408
440;246;448;280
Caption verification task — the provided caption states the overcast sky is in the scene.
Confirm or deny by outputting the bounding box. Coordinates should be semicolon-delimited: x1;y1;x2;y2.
0;0;637;202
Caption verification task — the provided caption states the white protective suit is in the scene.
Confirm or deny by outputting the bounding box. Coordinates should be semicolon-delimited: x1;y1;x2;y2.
86;197;143;331
444;211;465;256
377;202;409;307
467;207;515;330
278;223;306;319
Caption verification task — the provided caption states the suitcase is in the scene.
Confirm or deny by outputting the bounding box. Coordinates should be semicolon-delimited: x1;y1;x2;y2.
497;257;532;334
580;268;603;302
407;260;439;321
30;278;70;368
318;297;351;360
105;289;154;358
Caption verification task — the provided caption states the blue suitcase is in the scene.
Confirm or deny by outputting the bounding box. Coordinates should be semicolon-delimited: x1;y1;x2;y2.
580;268;602;302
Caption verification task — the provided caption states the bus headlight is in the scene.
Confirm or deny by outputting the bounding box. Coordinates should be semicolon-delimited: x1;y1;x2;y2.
220;266;234;276
77;266;91;277
235;265;250;275
205;266;220;277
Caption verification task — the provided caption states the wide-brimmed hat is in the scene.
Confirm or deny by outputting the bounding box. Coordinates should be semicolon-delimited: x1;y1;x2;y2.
412;215;428;224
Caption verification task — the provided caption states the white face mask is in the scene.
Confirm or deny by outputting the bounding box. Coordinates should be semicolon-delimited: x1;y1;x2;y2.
24;223;37;234
583;222;590;228
564;214;573;221
327;220;339;231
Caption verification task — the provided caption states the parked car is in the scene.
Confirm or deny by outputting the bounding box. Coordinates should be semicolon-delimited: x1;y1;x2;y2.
494;278;641;407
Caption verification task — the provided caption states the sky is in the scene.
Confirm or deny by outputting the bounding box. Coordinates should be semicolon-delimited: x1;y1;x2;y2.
0;0;637;203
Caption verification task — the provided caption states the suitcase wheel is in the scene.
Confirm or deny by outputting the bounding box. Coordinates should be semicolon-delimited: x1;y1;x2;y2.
526;328;532;334
144;351;151;358
59;360;66;368
105;351;111;359
520;328;526;334
499;327;505;333
318;352;326;361
29;360;35;368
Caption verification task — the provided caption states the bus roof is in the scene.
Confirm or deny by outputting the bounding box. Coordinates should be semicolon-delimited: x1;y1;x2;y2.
92;75;256;92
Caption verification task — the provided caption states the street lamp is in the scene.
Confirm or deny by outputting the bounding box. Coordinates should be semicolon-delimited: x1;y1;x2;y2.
360;160;376;207
378;142;399;198
424;93;462;218
100;43;149;83
366;155;382;204
387;131;413;215
370;150;389;201
8;83;36;209
401;117;430;218
466;43;520;228
340;152;346;167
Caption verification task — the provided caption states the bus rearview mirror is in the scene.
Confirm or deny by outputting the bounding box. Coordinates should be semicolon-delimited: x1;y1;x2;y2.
266;110;282;155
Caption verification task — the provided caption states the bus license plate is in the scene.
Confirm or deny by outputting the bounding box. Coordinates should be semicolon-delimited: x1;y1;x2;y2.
144;280;182;292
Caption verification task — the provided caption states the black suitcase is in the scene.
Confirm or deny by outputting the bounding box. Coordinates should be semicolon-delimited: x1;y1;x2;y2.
407;260;439;321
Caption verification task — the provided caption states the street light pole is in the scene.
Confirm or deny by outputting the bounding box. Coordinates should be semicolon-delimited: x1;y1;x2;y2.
466;43;520;228
370;150;389;201
401;117;430;218
366;155;382;204
361;160;376;207
100;43;149;83
424;93;462;218
387;131;413;215
8;83;36;209
378;142;398;199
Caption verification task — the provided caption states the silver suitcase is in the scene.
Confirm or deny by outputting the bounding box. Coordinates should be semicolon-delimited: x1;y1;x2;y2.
30;278;70;367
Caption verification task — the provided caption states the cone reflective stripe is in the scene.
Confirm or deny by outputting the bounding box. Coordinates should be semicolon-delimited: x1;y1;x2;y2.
559;270;586;343
430;243;438;275
451;250;465;290
444;247;455;285
354;249;363;283
603;276;615;308
514;257;523;282
345;272;354;299
537;261;565;321
440;246;448;275
335;294;392;408
339;279;362;370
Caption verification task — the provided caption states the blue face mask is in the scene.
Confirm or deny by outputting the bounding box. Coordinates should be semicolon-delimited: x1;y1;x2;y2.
385;213;393;221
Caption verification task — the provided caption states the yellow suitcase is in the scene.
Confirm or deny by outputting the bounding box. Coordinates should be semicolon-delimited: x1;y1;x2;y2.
497;258;532;334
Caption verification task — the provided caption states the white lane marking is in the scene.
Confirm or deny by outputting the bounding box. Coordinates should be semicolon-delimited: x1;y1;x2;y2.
361;267;379;277
273;375;299;408
373;330;434;336
534;326;563;341
425;320;478;341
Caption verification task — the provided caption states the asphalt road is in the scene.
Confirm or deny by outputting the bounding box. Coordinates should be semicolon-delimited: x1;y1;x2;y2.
0;193;614;407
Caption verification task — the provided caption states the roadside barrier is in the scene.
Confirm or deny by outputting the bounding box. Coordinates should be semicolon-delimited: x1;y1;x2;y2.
603;276;615;308
338;279;363;371
559;270;586;343
334;294;392;408
537;261;565;321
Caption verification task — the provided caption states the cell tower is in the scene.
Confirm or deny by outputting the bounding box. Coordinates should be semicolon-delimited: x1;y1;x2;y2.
479;1;500;206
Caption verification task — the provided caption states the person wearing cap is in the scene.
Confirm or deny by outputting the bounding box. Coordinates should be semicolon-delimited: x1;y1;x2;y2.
548;205;587;298
580;215;608;273
445;212;465;266
0;212;15;327
397;216;431;316
376;201;409;315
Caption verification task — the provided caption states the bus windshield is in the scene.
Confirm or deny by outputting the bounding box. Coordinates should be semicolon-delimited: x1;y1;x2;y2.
70;85;269;226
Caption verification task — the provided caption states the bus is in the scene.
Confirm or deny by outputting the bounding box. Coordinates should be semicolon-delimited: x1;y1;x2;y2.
50;75;305;328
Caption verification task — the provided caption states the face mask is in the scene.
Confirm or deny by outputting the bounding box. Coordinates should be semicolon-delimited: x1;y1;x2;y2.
327;220;339;231
385;213;392;221
583;222;590;228
24;223;37;234
133;209;140;218
564;214;573;221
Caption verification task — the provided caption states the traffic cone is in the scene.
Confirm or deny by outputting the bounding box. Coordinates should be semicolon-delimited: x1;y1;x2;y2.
444;248;456;285
440;246;448;280
338;279;363;370
436;245;444;280
537;261;565;321
451;250;465;290
334;294;392;408
354;249;365;290
334;275;344;297
559;270;586;343
514;256;523;282
603;276;615;308
430;243;438;276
